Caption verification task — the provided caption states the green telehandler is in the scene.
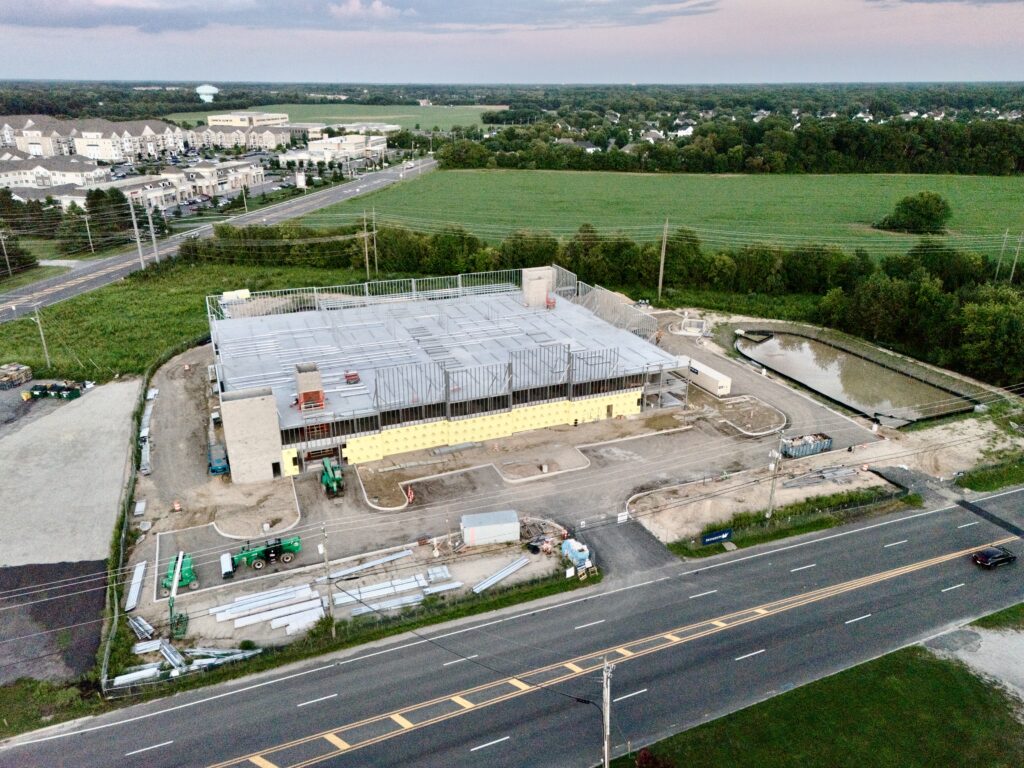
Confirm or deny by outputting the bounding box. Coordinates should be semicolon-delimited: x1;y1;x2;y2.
320;457;344;497
231;536;302;572
160;553;199;597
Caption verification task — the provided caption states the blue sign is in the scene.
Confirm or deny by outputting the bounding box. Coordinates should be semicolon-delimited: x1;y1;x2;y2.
702;528;733;545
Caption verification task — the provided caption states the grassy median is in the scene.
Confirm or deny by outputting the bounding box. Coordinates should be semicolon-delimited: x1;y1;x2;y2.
613;647;1024;768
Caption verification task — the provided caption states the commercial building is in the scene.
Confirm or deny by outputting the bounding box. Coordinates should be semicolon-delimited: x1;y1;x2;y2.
205;112;290;129
208;267;683;484
277;134;387;168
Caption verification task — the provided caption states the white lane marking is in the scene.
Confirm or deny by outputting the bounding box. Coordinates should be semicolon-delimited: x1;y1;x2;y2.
790;564;816;572
443;655;479;667
689;590;718;599
613;688;648;703
678;503;957;578
941;583;965;593
958;522;980;529
470;736;510;752
575;620;606;630
884;540;908;548
735;649;766;661
125;740;173;757
845;614;872;625
16;490;1021;747
297;693;337;708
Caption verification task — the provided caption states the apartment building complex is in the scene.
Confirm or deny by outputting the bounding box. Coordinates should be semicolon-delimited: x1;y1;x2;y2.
0;113;317;160
0;150;111;189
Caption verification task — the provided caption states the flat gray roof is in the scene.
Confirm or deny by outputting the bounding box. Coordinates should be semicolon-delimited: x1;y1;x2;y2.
213;291;679;430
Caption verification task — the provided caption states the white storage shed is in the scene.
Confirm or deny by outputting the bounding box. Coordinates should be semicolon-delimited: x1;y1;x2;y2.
460;510;520;547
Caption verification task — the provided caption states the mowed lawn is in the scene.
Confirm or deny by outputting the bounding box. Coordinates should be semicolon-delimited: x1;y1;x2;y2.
165;103;504;131
303;170;1024;256
611;647;1024;768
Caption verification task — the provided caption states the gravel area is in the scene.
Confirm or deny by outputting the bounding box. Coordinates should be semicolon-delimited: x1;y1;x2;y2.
0;378;141;565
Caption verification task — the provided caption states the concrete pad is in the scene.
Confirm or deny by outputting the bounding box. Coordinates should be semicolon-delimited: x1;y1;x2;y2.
0;378;141;565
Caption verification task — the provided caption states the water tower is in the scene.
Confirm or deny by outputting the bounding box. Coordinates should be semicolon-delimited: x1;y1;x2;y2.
196;84;219;103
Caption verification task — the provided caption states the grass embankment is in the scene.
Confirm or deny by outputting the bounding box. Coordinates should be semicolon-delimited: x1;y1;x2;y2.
0;569;597;740
0;262;368;381
166;103;503;130
668;488;920;558
612;647;1024;768
973;603;1024;631
0;265;68;292
22;236;129;262
304;169;1024;255
956;453;1024;492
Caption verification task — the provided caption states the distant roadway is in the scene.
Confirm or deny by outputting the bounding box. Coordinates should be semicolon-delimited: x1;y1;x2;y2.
0;158;437;325
3;488;1022;768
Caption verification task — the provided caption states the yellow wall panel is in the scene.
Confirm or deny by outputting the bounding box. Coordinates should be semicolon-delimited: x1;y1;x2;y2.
342;390;643;465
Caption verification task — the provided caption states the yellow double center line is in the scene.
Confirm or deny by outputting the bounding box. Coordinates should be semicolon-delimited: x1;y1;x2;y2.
211;536;1015;768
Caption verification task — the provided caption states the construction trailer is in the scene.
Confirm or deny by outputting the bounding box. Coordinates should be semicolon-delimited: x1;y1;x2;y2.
208;266;684;483
461;510;520;546
683;361;731;397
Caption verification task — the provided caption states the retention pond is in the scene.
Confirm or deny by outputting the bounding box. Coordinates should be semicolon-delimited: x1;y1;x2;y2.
735;332;975;426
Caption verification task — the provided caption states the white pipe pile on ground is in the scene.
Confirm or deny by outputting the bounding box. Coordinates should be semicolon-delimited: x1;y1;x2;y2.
332;575;426;606
316;550;413;583
232;597;325;629
214;588;315;622
472;557;530;594
207;584;312;616
271;606;324;629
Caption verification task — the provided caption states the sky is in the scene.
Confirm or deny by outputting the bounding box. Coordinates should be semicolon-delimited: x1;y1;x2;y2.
1;0;1023;83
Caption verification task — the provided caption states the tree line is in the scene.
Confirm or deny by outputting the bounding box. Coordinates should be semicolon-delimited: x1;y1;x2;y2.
179;221;1024;387
440;116;1024;175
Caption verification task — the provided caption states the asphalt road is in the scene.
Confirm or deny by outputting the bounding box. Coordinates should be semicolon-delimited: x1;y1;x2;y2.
0;159;437;325
4;488;1022;768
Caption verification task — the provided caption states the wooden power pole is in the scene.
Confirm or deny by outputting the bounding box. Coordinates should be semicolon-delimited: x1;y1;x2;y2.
657;217;668;302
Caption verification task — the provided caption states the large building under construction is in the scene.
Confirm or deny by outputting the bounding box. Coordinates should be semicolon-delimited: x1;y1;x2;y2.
208;266;684;483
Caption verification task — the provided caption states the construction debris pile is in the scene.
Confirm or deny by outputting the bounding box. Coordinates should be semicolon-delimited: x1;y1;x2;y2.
0;362;31;390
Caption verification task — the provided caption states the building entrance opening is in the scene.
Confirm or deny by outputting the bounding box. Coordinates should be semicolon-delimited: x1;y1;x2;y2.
271;461;281;478
607;405;614;418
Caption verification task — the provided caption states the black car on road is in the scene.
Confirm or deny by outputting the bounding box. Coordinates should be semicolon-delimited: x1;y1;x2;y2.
971;546;1017;569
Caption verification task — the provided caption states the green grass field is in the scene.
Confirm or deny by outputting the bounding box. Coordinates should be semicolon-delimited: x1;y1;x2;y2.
0;262;367;381
303;170;1024;257
612;647;1024;768
165;103;504;131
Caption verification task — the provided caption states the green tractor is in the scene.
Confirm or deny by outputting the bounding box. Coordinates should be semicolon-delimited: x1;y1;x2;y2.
232;536;302;572
321;458;344;497
160;553;199;596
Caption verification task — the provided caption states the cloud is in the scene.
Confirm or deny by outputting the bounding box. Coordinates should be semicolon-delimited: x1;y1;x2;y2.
0;0;717;34
329;0;406;20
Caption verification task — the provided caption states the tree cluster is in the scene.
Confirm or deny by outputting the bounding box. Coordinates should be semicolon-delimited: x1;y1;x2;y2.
441;117;1024;175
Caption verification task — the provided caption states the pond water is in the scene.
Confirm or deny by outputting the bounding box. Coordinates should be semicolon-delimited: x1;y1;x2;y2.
735;333;974;425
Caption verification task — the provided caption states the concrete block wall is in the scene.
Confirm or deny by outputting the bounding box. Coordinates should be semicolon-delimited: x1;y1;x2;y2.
342;389;642;464
221;388;284;484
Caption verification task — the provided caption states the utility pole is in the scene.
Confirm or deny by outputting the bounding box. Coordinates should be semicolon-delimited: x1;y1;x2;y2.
0;233;11;278
33;304;50;368
128;203;145;269
602;657;615;768
657;217;668;302
372;207;378;276
241;185;248;213
994;228;1009;280
1010;233;1023;285
362;212;370;280
83;214;95;254
766;433;783;520
145;208;160;264
321;525;336;640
